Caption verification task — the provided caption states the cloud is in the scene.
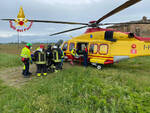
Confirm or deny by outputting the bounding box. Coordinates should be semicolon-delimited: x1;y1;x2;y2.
0;31;16;38
0;31;50;39
0;0;150;43
0;34;13;38
35;0;101;5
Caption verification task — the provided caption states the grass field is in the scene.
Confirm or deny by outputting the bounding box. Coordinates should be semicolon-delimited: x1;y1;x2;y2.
0;53;22;69
0;44;150;113
0;44;43;55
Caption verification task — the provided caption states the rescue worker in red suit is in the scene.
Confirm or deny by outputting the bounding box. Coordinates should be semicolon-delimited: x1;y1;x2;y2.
34;44;47;77
20;43;32;78
70;48;78;65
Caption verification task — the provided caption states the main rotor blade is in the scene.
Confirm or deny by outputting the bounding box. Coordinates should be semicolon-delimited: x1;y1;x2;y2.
96;0;141;24
1;19;15;21
1;19;88;25
28;19;88;25
49;26;87;36
99;21;150;26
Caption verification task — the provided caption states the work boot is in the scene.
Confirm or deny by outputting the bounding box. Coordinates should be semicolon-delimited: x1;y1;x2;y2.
70;61;73;65
24;75;30;78
43;73;47;76
37;73;41;77
28;72;32;75
54;70;58;73
22;70;25;75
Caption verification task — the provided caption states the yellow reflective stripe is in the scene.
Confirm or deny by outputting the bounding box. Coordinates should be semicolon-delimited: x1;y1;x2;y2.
35;52;46;64
43;73;47;76
35;62;46;64
36;47;40;50
54;60;61;62
39;52;40;62
37;73;41;77
23;65;25;70
71;49;75;56
53;50;61;62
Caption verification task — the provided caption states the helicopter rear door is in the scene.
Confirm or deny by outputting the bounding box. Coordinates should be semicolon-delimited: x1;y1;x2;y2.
89;43;98;55
89;43;111;65
89;43;109;55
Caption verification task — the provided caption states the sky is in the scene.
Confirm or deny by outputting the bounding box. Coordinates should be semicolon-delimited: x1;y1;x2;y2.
0;0;149;43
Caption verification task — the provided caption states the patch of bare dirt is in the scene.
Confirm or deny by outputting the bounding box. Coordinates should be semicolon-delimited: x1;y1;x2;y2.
0;63;73;88
0;64;37;88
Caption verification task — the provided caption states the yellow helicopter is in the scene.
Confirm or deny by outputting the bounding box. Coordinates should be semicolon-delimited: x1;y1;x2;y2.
2;0;150;69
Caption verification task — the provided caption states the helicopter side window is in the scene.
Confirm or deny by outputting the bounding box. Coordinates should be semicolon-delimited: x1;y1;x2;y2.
89;44;98;54
89;44;94;54
62;42;68;51
105;31;117;42
69;43;75;51
99;44;108;55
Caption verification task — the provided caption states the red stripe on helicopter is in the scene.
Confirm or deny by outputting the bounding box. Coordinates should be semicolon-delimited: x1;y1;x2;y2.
88;55;113;58
66;54;113;59
85;27;131;35
85;28;150;41
134;36;150;41
85;28;115;34
104;60;114;64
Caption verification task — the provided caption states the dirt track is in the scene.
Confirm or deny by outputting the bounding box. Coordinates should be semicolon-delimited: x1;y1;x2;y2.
0;64;37;88
0;43;78;88
0;63;72;88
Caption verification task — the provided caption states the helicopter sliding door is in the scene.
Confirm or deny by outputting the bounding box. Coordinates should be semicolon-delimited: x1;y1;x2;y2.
76;42;88;55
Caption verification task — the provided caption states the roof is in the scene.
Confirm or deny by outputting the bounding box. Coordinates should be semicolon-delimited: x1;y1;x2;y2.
108;16;150;28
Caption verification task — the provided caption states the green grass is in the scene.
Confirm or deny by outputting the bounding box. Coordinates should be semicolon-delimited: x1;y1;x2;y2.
0;56;150;112
0;53;22;69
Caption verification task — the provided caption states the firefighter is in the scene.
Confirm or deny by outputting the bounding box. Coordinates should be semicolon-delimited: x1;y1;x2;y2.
21;43;32;78
57;45;64;69
52;45;61;72
60;48;64;69
46;44;53;71
34;44;47;77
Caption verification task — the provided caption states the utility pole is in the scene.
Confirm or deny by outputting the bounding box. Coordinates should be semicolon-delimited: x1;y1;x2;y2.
17;31;20;50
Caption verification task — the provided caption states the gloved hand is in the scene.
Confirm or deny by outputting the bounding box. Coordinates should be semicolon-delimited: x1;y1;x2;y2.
31;54;34;58
21;58;25;62
30;60;33;64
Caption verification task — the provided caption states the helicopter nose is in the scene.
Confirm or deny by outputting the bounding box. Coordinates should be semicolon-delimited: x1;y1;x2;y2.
19;21;24;26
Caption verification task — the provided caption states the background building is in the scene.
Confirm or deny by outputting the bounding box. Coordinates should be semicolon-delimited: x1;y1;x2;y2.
107;16;150;37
